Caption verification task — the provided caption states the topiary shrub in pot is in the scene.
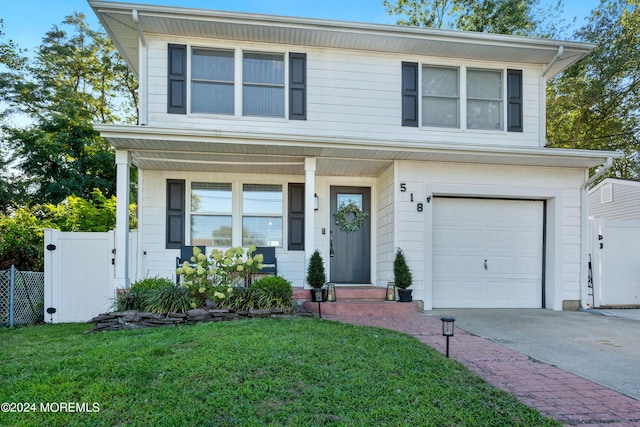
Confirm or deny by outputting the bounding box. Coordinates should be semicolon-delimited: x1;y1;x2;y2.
393;248;413;302
306;249;326;302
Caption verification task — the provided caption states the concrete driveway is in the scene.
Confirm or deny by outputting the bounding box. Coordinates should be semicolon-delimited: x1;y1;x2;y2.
426;308;640;401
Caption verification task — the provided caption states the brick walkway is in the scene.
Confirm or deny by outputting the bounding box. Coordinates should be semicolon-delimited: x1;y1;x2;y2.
325;311;640;426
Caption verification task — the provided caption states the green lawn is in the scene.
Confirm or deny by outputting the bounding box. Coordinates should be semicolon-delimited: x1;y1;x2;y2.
0;318;559;426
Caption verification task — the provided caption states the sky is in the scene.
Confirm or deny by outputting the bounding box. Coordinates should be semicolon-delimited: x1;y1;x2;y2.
2;0;601;55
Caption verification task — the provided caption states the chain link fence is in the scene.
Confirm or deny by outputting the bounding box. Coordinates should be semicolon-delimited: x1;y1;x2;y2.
1;266;44;327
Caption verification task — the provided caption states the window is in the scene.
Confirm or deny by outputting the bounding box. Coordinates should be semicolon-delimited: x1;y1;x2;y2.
422;66;459;128
190;183;232;246
191;49;234;114
242;184;283;247
404;63;517;131
243;52;285;117
170;45;305;119
467;69;503;130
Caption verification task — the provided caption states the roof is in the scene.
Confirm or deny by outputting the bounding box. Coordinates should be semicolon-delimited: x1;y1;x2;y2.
89;0;595;78
589;178;640;195
95;124;619;176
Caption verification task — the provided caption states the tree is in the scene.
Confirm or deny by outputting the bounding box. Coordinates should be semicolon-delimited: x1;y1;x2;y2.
546;0;640;179
1;13;138;209
383;0;570;37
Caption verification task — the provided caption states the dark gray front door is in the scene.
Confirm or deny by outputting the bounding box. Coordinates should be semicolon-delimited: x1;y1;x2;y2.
330;186;371;283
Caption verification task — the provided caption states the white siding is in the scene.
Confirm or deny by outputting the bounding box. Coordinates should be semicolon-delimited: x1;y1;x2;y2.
396;161;585;310
376;163;395;287
144;36;542;148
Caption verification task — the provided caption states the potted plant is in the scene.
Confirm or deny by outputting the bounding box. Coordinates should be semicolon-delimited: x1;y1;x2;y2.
393;248;413;302
306;249;326;302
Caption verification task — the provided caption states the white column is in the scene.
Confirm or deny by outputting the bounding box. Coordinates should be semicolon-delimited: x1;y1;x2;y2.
304;158;316;288
114;150;131;290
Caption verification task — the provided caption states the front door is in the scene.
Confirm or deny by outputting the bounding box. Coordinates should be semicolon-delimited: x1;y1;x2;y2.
330;186;371;283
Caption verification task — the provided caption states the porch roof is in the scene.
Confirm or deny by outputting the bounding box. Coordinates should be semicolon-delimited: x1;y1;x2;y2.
89;1;594;79
95;124;619;176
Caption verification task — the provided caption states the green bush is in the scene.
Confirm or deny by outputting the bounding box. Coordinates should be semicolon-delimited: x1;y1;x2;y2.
219;276;294;311
306;249;326;289
114;278;191;314
142;283;191;314
393;248;413;289
131;276;174;292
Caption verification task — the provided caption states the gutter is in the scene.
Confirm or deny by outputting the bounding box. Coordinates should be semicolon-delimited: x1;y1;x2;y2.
580;157;614;309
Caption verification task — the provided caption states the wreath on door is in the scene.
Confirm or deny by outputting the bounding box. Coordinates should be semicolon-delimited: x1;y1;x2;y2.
334;202;368;233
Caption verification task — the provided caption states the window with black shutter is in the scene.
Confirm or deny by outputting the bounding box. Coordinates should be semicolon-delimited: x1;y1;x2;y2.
289;53;307;120
507;69;523;132
288;183;305;251
401;62;419;127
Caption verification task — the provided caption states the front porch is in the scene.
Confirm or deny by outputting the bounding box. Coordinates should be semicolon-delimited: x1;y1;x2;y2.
294;286;419;317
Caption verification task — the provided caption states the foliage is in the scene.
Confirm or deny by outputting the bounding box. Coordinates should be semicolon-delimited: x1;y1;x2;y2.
250;276;294;308
0;208;50;271
115;277;176;312
334;201;368;233
0;320;560;426
0;192;136;271
0;13;138;210
393;248;413;289
306;249;326;289
546;0;640;180
141;282;191;314
382;0;570;37
176;245;264;308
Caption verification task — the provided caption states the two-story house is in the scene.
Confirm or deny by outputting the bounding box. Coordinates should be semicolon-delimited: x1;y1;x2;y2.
90;0;618;310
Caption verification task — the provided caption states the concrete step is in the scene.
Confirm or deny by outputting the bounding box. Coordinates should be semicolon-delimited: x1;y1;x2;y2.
294;286;418;317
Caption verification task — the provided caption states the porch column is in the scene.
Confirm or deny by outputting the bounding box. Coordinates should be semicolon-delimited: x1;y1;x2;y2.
304;158;316;288
114;150;131;290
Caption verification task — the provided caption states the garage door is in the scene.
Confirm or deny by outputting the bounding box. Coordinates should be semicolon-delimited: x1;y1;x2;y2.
432;198;543;308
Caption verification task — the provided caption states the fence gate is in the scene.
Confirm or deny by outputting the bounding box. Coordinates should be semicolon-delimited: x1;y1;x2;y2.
44;230;115;323
590;219;640;307
1;266;44;327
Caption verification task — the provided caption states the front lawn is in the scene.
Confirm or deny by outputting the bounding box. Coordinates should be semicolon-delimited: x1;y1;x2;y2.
0;318;559;426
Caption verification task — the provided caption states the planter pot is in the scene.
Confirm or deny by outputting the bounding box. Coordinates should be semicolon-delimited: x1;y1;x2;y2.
310;288;325;302
397;288;413;302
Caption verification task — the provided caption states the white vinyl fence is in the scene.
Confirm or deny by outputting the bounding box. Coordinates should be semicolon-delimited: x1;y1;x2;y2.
589;219;640;307
44;229;137;323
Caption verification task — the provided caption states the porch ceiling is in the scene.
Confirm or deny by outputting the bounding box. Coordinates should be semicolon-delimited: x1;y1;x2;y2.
90;1;594;79
96;125;620;175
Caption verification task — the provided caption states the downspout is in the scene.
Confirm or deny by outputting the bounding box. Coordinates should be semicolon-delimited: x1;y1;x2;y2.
133;9;148;126
542;46;564;78
580;157;614;309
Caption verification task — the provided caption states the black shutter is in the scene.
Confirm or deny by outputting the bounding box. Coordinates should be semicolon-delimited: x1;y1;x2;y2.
401;61;419;127
507;69;523;132
168;44;187;114
288;183;305;251
289;53;307;120
166;179;185;249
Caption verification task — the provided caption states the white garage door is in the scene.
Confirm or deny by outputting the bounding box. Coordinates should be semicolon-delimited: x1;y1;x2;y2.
432;198;543;308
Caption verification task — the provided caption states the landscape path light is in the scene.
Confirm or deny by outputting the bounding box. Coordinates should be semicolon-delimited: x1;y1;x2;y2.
440;316;456;358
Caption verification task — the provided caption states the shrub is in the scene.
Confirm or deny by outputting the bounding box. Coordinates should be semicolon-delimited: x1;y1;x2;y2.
306;249;326;289
219;276;294;311
393;248;413;289
114;277;176;312
131;276;175;292
251;276;293;309
142;283;191;314
177;245;264;308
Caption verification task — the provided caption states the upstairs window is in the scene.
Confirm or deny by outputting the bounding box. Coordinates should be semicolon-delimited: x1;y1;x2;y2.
191;49;234;114
243;53;285;117
170;45;304;119
404;63;520;131
422;66;459;128
467;69;503;130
